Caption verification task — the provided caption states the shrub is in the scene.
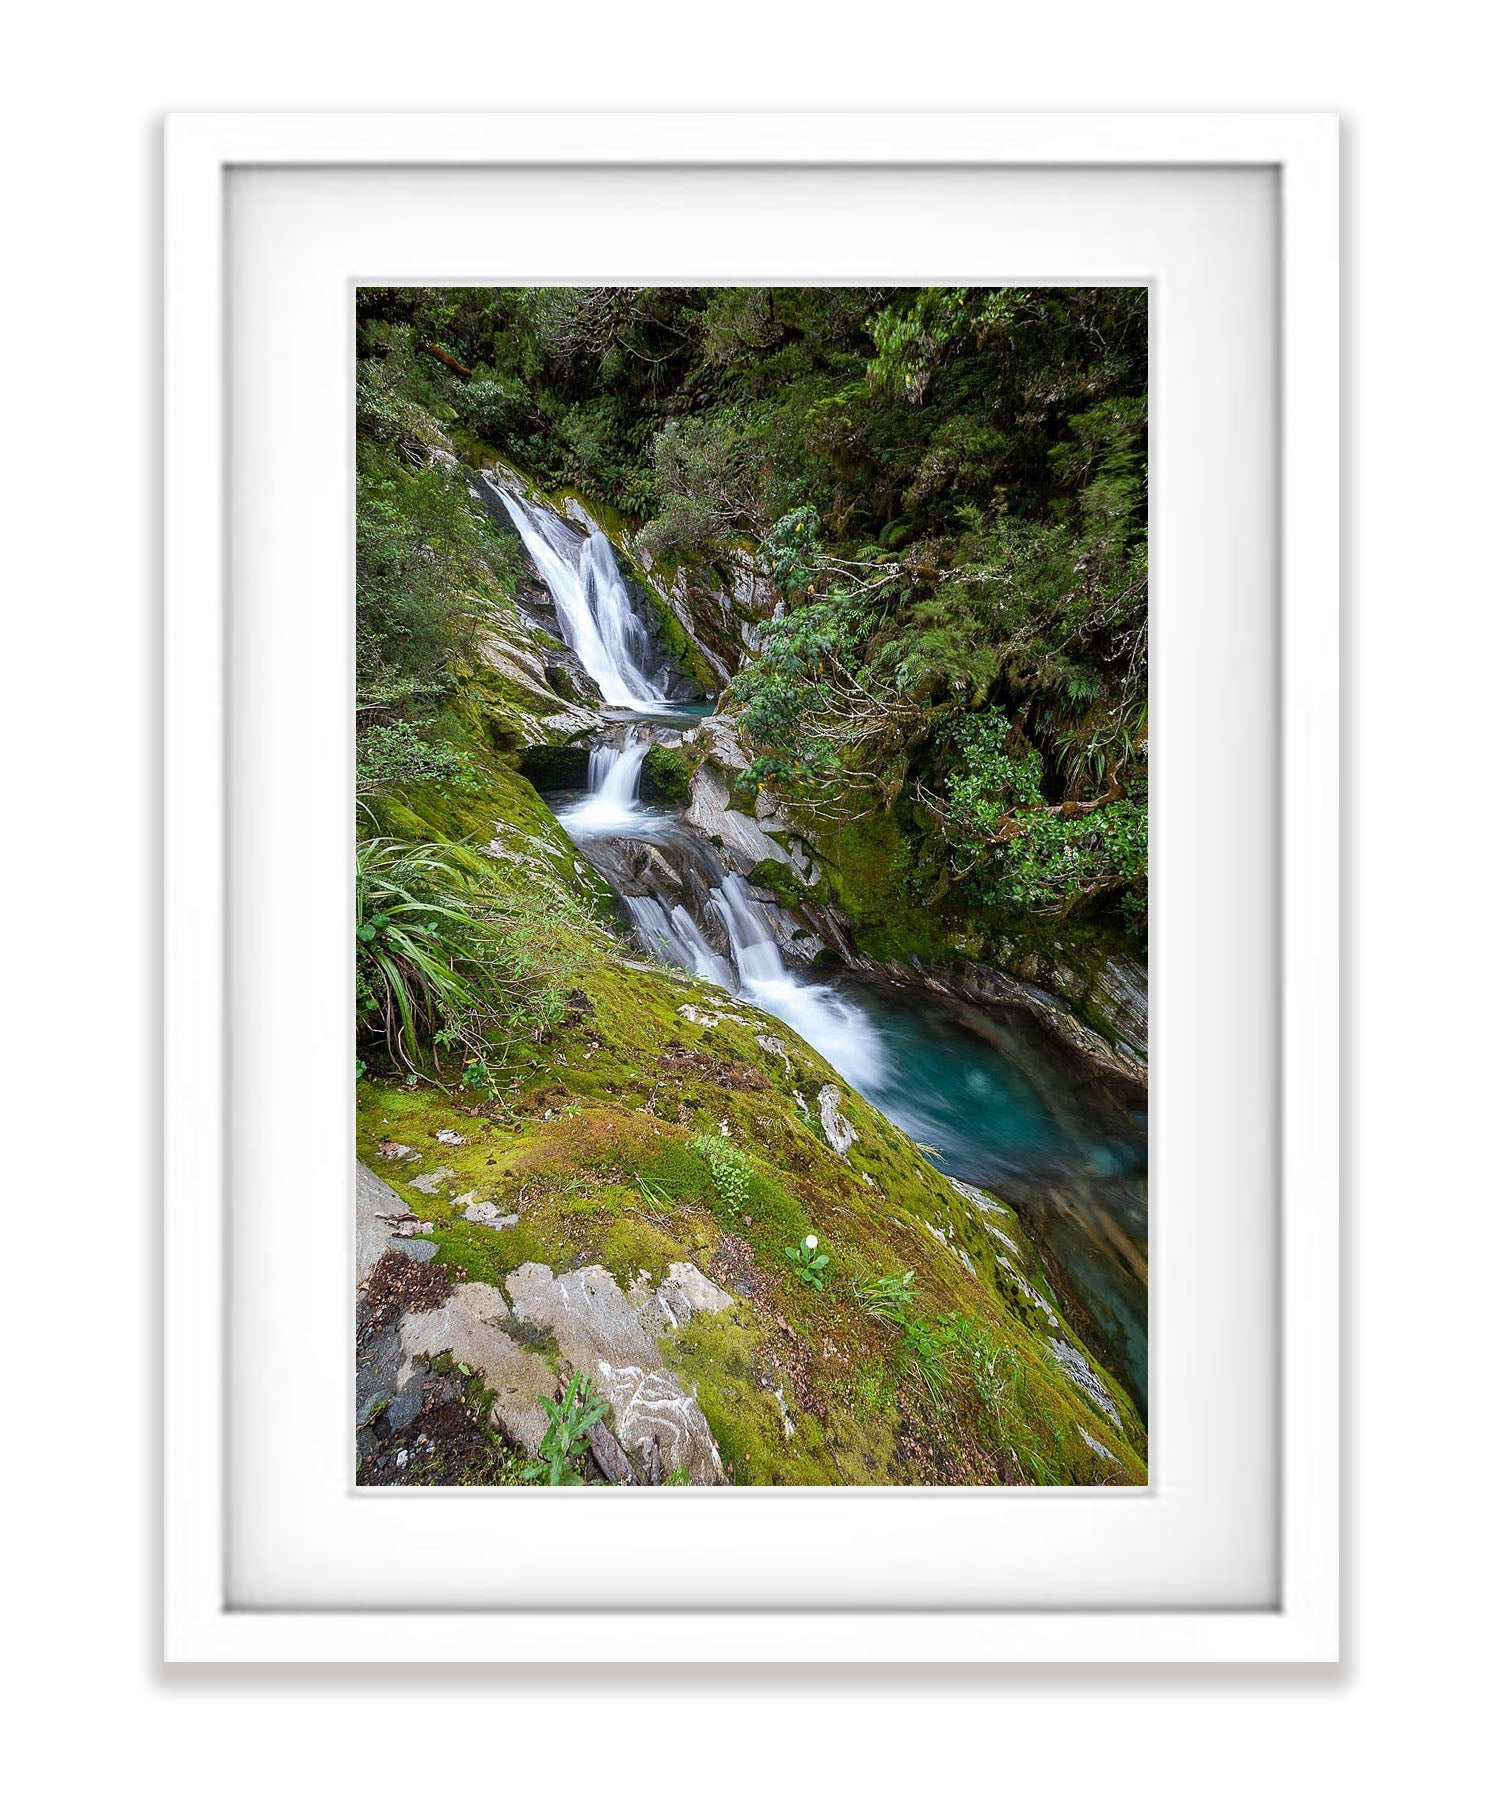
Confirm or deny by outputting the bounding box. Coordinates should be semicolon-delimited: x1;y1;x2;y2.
356;720;474;795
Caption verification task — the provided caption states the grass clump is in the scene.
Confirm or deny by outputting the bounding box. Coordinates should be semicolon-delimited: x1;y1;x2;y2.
356;832;586;1078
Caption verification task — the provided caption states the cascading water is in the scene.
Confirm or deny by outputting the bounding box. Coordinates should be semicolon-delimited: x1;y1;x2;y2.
490;483;666;708
707;876;887;1089
557;736;660;838
619;895;737;990
556;748;886;1081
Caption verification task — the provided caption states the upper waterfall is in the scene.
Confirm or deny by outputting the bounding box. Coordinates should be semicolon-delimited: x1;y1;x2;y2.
489;483;667;708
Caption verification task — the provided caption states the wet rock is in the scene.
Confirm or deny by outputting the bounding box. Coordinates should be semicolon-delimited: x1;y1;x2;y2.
684;764;794;877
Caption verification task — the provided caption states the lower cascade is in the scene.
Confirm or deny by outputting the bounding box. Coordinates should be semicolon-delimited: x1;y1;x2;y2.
559;732;887;1087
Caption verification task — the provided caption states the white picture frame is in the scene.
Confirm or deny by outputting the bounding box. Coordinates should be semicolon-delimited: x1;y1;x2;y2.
164;111;1338;1663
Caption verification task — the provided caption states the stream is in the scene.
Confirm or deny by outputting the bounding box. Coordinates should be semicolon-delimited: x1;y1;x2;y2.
494;484;1149;1415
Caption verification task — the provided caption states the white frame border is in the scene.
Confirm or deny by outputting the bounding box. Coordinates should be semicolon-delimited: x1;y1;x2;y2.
164;110;1338;1664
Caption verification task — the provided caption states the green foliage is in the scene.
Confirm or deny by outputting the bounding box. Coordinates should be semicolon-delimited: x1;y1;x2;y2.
638;412;763;560
356;720;475;795
691;1132;753;1210
355;281;1147;939
783;1233;830;1290
521;1372;608;1485
355;834;583;1075
854;1269;952;1406
941;710;1147;915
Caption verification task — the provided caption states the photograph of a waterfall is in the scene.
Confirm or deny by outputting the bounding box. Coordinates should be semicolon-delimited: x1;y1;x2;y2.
355;285;1147;1489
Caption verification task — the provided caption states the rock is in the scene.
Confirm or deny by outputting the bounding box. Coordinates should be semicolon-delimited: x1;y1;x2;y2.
1078;1426;1120;1464
434;1129;467;1146
817;1084;858;1157
462;1201;520;1230
1047;1337;1122;1428
649;1261;737;1330
597;1360;726;1483
377;1141;419;1161
683;764;794;877
398;1283;557;1455
506;1262;726;1483
356;1163;438;1283
585;1418;637;1485
408;1166;455;1195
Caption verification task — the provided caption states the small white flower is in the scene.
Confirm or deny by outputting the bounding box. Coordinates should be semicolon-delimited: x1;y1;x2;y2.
805;1234;818;1250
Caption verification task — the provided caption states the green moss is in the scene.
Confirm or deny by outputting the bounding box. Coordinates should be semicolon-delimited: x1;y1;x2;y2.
748;857;805;909
642;744;696;805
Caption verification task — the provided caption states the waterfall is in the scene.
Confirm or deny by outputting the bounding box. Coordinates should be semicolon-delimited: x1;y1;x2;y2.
557;735;659;838
620;895;737;990
490;484;665;707
707;875;887;1088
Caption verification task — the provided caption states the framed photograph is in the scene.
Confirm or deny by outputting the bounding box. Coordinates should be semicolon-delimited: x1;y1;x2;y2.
164;112;1338;1661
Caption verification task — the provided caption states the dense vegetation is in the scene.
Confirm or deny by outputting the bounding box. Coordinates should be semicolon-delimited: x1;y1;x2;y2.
357;287;1147;930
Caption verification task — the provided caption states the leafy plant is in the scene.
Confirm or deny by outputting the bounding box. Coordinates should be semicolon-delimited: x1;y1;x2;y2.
692;1132;753;1210
356;719;475;796
855;1269;952;1404
521;1371;608;1486
784;1233;830;1290
355;833;580;1075
855;1268;916;1326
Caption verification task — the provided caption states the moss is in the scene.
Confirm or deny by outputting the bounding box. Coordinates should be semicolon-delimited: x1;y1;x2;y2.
748;857;805;909
642;744;696;805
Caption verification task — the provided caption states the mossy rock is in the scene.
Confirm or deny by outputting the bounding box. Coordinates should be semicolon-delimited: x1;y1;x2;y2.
642;744;697;805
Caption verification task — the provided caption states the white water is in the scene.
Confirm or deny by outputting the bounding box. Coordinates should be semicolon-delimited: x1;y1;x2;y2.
708;875;887;1088
620;895;737;990
490;484;665;707
557;737;664;838
557;747;885;1084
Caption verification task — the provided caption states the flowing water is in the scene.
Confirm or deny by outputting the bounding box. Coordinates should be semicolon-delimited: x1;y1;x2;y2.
505;486;1148;1412
490;483;668;708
